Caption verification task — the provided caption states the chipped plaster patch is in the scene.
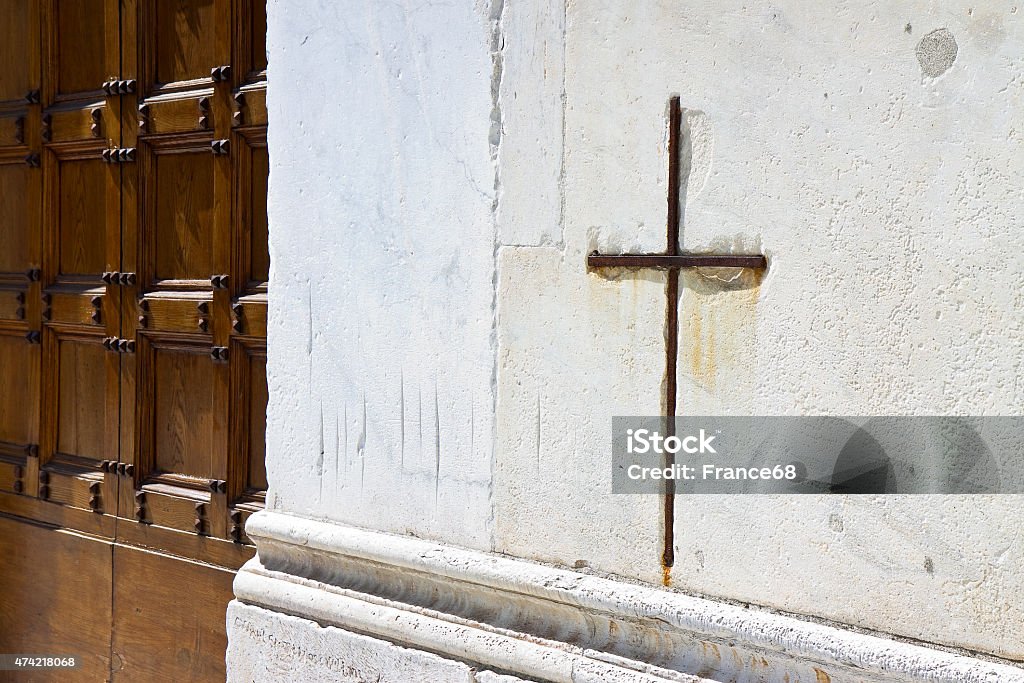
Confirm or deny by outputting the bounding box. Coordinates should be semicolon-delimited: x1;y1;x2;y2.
916;28;958;78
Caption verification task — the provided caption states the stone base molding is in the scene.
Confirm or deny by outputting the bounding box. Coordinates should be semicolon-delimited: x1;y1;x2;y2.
228;511;1024;683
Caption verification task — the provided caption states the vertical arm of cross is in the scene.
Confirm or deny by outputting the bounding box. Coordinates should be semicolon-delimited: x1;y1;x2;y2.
585;97;767;573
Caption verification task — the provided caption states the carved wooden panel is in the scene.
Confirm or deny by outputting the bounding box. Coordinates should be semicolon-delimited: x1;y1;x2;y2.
233;83;267;128
53;0;108;98
151;342;220;480
148;143;216;284
0;115;26;148
57;157;107;275
236;131;268;288
0;334;38;448
229;338;266;503
250;1;267;76
0;288;27;323
0;0;36;103
43;141;117;287
1;1;268;677
46;105;106;142
139;91;215;135
55;337;107;459
250;146;268;282
246;351;267;491
136;292;211;333
123;0;266;542
153;0;218;87
0;163;32;274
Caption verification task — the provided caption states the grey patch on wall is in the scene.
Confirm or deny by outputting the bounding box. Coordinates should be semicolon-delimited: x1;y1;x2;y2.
915;28;958;77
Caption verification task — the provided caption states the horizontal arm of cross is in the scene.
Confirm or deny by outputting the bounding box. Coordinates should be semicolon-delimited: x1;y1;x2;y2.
587;253;767;269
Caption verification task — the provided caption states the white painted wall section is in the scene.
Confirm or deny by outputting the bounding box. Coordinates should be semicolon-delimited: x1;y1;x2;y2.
263;0;499;548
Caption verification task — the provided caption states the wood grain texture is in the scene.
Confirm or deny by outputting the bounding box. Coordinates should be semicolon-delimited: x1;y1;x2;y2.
142;93;215;135
154;0;217;86
247;353;267;490
0;115;26;148
0;3;269;676
56;338;106;459
0;515;113;682
111;545;234;681
55;0;106;97
58;158;106;275
249;143;268;283
48;105;107;143
0;334;38;445
0;163;30;273
153;345;216;479
153;148;214;281
0;0;32;102
250;0;266;75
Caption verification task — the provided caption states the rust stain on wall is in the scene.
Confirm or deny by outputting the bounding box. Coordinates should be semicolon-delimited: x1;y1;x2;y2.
680;266;763;393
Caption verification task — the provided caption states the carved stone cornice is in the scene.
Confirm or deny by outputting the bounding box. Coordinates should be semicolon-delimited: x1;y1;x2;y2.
234;511;1024;683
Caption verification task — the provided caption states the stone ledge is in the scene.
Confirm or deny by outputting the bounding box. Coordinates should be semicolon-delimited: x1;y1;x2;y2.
232;510;1024;683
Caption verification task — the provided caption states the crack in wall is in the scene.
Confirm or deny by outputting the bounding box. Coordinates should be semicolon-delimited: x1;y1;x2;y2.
486;0;506;551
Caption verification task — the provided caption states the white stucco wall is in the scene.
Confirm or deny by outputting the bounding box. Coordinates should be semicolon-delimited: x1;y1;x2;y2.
493;0;1024;660
264;0;499;548
262;0;1024;665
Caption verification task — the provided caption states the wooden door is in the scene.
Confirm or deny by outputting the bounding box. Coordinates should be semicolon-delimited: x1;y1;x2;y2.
0;1;269;680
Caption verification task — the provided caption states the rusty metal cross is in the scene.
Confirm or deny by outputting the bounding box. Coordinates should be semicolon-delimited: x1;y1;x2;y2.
587;96;767;572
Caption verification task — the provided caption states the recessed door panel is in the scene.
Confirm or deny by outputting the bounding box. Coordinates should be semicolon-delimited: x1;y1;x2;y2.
0;164;31;274
153;147;215;282
56;337;107;459
154;0;217;86
248;144;269;284
152;344;218;479
0;335;37;447
247;353;267;491
54;0;107;97
0;0;33;102
57;158;107;276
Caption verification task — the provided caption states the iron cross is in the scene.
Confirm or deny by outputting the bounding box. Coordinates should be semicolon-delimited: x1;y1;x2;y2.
587;96;767;571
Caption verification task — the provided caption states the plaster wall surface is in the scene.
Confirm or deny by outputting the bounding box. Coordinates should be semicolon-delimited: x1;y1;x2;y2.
493;0;1024;660
263;0;498;548
258;0;1024;669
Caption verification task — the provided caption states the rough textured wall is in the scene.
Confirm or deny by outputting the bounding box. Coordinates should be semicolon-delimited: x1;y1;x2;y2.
493;0;1024;661
264;0;498;548
265;0;1024;663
